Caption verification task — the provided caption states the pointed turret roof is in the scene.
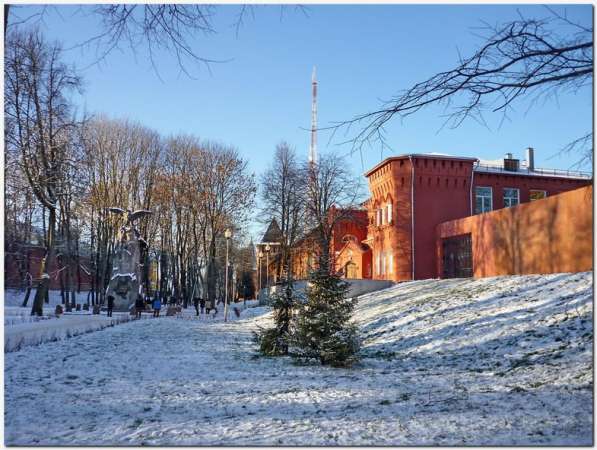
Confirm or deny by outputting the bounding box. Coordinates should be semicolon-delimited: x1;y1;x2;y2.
260;218;284;243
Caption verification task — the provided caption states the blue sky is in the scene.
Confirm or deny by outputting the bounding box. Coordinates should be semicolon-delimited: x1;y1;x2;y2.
9;4;593;237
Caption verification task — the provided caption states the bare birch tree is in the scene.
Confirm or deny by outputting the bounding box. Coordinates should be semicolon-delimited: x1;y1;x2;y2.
305;154;363;273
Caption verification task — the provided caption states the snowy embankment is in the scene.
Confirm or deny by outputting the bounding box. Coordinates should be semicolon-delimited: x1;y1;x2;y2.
4;272;592;446
4;288;132;352
4;312;132;352
4;296;258;352
252;271;593;445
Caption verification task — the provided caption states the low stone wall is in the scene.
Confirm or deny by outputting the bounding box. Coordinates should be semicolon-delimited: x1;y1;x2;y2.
258;278;394;304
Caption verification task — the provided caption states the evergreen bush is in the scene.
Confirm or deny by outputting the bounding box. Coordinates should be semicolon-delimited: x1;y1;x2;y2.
256;285;295;356
290;268;361;367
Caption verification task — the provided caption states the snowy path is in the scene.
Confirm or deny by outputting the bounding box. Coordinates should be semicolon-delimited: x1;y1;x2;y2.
5;272;593;445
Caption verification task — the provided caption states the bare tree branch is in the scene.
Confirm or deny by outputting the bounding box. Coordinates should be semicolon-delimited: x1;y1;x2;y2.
330;11;593;159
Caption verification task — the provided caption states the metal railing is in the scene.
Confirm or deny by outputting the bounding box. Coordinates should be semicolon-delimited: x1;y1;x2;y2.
474;163;592;179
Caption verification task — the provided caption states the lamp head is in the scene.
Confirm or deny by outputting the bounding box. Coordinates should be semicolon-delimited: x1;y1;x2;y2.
265;244;271;252
224;229;232;239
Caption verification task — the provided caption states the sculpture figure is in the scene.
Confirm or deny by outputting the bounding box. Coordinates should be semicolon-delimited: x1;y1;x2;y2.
105;208;152;311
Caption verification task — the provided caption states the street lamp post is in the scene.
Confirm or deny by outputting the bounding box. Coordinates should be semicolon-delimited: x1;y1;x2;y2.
265;244;271;289
257;251;263;299
224;228;232;322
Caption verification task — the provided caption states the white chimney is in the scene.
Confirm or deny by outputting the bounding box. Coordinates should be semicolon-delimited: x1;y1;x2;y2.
505;153;513;160
526;147;535;171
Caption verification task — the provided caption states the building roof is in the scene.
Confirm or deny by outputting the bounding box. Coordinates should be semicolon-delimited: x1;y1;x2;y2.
473;163;592;180
364;154;479;177
364;153;593;180
260;218;284;244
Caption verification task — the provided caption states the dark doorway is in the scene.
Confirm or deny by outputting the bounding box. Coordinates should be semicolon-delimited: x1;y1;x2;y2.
442;234;473;278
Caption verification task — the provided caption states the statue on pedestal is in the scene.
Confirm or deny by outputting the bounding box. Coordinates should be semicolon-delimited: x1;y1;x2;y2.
105;208;152;312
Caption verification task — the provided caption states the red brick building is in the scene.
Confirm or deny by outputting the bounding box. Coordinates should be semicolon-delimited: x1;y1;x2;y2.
289;208;371;280
364;149;591;281
4;243;93;291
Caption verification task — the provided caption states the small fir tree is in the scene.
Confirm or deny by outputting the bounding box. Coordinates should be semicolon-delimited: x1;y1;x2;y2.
256;284;295;356
290;268;361;367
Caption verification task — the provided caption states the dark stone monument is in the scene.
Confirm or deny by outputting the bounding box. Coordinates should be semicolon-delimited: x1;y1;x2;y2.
104;208;152;312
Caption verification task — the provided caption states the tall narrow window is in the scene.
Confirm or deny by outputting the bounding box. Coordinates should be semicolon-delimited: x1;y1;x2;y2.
475;186;492;214
386;202;393;224
530;190;547;201
503;188;520;208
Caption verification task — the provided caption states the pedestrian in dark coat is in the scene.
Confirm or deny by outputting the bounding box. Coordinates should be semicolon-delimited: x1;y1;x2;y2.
135;295;144;319
199;298;206;315
193;297;200;316
107;295;114;317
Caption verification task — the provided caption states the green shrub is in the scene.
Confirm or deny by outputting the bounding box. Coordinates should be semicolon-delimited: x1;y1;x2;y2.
290;268;361;367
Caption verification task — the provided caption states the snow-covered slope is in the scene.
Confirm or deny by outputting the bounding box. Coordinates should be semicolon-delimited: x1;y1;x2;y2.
4;272;592;446
253;271;593;444
355;272;592;377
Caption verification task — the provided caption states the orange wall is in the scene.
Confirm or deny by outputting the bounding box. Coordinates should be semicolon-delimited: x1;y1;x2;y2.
436;185;593;277
367;159;414;281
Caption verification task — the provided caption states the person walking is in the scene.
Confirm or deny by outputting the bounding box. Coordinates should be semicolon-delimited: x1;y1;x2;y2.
106;295;114;317
199;297;205;315
135;295;144;319
193;297;200;317
152;296;162;318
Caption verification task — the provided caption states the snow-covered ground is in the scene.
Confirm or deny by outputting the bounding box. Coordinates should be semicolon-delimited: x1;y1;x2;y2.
4;289;258;352
4;272;592;445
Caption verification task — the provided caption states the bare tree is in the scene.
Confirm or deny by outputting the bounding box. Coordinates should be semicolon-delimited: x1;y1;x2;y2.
258;143;307;354
260;142;307;283
80;117;162;306
4;29;83;315
334;10;592;164
198;143;256;306
5;5;309;77
305;154;364;273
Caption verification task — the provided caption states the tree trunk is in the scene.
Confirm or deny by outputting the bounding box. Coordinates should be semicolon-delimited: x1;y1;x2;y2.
21;254;32;307
4;4;9;38
59;264;66;305
206;239;217;304
31;207;56;316
21;273;32;307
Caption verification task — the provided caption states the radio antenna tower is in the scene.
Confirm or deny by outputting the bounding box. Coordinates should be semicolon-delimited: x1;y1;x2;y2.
309;66;318;165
